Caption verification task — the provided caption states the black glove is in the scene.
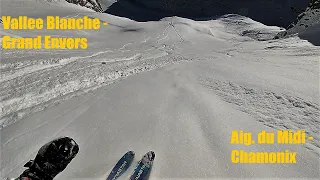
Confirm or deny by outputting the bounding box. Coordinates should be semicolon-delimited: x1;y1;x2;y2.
18;137;79;180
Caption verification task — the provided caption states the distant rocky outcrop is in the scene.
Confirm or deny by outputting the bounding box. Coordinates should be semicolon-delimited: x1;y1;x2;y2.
65;0;103;12
309;0;320;9
275;0;320;45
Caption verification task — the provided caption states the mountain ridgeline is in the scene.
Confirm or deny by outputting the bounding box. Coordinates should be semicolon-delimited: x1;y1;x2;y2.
64;0;319;45
275;0;320;45
104;0;309;27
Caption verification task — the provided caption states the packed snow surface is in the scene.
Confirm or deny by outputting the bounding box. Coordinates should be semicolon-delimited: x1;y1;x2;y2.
1;0;319;179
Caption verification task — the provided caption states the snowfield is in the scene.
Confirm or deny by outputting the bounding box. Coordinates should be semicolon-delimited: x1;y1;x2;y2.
1;0;319;179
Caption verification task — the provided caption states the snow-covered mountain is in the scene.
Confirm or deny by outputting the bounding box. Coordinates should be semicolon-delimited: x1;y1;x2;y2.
275;0;320;45
104;0;308;27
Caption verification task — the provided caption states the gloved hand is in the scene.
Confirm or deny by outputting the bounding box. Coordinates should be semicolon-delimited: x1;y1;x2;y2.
18;137;79;180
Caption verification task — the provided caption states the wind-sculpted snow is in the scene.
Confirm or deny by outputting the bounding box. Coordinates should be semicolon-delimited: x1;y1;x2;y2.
0;48;187;128
218;14;284;41
200;79;320;154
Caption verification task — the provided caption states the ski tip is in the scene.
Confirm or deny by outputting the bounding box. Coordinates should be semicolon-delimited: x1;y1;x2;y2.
125;151;135;158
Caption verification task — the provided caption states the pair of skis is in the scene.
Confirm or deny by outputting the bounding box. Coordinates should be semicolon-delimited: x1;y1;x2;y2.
106;151;155;180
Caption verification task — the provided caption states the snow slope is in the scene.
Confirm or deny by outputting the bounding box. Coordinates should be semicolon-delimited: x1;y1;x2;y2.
1;0;319;179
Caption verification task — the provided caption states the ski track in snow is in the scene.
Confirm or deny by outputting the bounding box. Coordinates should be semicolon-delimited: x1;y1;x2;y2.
2;84;117;176
0;22;183;128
